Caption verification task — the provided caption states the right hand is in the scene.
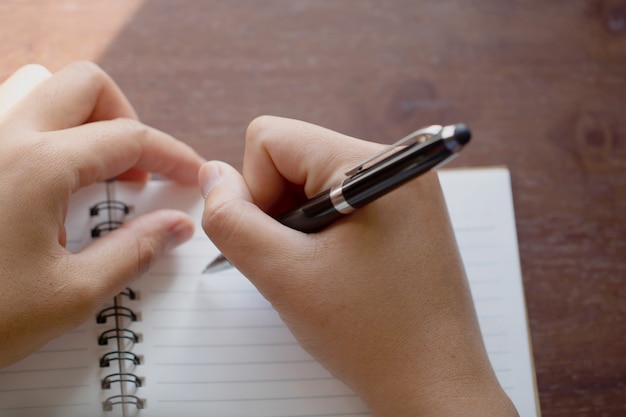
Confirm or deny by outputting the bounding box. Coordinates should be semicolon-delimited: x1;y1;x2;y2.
200;116;518;416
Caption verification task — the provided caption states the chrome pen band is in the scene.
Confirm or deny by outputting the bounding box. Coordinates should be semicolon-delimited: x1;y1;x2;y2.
329;182;355;214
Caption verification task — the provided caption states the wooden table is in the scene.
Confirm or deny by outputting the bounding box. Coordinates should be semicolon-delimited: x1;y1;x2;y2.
1;1;624;415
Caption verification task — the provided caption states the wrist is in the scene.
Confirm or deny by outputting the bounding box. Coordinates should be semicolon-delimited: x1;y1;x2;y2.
359;365;518;417
342;297;519;417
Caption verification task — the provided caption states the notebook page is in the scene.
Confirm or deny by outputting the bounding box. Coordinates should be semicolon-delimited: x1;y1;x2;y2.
438;167;539;417
0;168;538;417
115;171;538;417
0;183;121;417
114;182;369;417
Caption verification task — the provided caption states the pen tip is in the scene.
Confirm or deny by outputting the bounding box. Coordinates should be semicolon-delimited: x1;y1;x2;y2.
202;255;233;274
454;124;471;145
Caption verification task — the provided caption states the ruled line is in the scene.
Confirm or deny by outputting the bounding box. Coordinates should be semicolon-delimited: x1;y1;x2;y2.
0;366;89;375
150;307;274;312
156;359;316;367
0;402;91;411
31;348;88;354
0;384;89;393
157;394;360;403
156;376;336;385
154;342;299;348
152;324;286;330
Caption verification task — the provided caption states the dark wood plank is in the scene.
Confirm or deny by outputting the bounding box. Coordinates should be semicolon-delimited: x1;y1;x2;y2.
1;1;625;415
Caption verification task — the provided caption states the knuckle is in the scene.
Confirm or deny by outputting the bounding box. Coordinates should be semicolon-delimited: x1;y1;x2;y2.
134;235;159;276
113;117;149;141
120;218;160;276
67;61;106;82
245;115;275;146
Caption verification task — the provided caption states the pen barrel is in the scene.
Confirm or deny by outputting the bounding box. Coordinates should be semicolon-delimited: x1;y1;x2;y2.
275;133;465;234
341;140;452;208
276;191;343;233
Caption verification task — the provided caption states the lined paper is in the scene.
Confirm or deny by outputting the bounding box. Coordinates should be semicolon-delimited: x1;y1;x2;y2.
439;167;538;417
113;182;370;417
0;167;538;417
0;183;125;416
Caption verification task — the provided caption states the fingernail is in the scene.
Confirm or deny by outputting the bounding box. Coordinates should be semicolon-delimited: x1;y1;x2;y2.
199;162;223;198
165;220;194;252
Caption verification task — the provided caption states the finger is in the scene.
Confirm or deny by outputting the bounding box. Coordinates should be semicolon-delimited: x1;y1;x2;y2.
47;117;204;189
242;116;380;213
0;64;51;116
69;209;194;303
200;161;308;289
6;61;138;131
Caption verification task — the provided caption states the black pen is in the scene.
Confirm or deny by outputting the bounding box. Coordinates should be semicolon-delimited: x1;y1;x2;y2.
203;123;471;273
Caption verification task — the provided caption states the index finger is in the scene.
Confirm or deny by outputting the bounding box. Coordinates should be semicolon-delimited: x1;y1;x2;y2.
48;118;204;189
242;116;381;213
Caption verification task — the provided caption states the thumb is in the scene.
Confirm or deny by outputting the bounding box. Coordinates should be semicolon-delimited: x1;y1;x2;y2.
73;209;194;300
199;161;305;286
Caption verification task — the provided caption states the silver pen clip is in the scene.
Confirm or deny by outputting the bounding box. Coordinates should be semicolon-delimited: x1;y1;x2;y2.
344;125;443;177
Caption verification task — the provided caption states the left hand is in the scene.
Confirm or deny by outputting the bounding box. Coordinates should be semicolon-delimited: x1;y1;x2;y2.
0;62;204;367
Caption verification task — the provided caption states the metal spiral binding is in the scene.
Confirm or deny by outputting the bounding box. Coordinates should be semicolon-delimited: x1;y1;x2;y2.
96;293;146;411
90;200;131;216
99;350;142;368
96;288;146;411
102;395;145;411
89;198;132;237
98;328;142;346
96;306;138;324
96;288;145;411
90;188;146;411
101;373;143;389
91;220;124;237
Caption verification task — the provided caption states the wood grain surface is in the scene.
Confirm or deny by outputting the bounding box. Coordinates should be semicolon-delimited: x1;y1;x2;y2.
1;1;625;415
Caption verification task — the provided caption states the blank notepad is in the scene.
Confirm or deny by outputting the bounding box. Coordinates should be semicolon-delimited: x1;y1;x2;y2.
0;167;539;417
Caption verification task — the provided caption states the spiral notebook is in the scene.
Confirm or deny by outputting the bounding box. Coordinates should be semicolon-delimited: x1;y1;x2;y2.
0;167;539;417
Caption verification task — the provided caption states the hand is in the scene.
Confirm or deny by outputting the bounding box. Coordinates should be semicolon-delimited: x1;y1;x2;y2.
0;62;204;367
200;116;518;416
